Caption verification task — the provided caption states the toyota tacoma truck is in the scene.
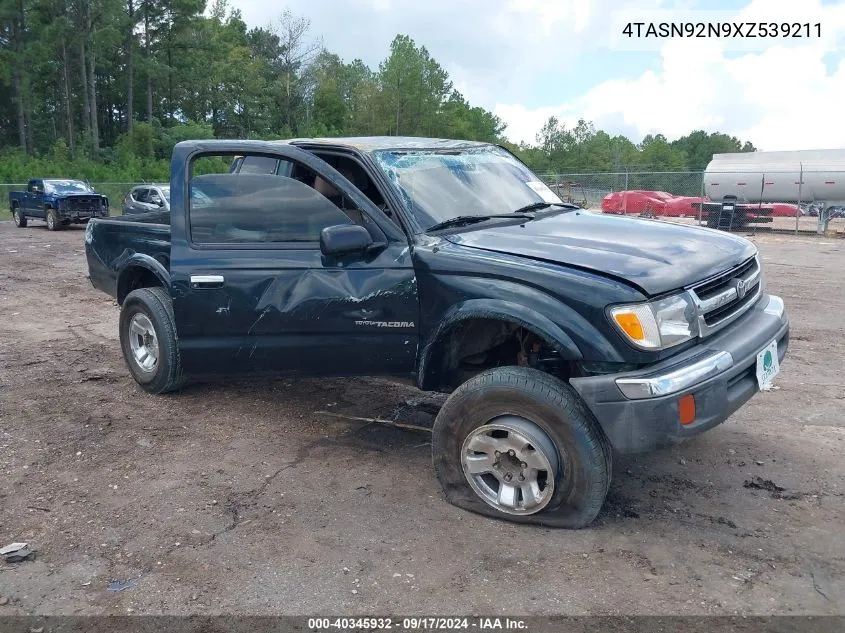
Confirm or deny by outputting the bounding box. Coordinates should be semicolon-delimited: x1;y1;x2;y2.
10;178;109;230
84;138;789;528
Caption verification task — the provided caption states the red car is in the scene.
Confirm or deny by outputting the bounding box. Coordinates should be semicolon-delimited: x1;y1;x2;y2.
601;191;707;217
768;203;802;217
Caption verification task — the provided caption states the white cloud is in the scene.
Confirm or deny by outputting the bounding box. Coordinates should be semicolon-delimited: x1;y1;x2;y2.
232;0;651;111
496;0;845;149
503;0;594;34
232;0;845;150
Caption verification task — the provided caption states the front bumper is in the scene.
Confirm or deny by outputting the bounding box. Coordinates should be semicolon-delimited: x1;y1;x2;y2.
58;208;109;222
570;293;789;454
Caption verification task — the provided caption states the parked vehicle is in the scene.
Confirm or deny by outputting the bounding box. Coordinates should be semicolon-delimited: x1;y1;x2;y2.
10;179;109;230
601;190;706;217
604;190;802;224
705;149;845;232
705;149;845;207
84;138;789;528
767;203;803;217
121;183;213;215
123;184;170;214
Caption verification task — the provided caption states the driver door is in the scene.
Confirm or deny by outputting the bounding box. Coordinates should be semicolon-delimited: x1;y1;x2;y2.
26;180;44;217
169;142;419;379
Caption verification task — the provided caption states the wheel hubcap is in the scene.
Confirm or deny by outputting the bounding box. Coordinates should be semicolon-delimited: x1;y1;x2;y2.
461;416;560;515
128;313;159;372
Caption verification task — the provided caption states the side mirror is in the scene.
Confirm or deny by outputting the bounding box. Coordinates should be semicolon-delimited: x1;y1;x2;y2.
156;199;165;208
320;224;373;256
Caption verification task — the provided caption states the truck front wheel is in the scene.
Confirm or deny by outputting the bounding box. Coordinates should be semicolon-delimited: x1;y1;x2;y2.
12;204;27;227
432;366;611;528
119;287;183;394
45;208;60;231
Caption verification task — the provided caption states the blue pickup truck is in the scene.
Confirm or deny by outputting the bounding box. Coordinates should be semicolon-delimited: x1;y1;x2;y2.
10;178;109;230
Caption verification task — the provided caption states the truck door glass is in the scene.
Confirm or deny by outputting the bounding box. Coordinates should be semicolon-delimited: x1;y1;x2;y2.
238;155;279;175
331;156;390;211
188;153;357;245
134;188;149;203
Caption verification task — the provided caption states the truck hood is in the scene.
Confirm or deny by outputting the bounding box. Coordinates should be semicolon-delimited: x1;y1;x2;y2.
443;211;757;296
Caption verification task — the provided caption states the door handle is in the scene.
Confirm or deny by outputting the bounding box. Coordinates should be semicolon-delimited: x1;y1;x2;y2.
190;274;225;288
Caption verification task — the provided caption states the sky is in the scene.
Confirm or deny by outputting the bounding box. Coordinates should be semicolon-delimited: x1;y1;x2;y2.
232;0;845;150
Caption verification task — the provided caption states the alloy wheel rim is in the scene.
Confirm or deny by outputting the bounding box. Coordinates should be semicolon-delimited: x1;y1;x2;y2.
128;313;159;372
461;416;560;515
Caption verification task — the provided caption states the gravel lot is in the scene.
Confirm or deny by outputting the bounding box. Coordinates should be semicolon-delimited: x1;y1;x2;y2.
662;214;845;236
0;220;843;616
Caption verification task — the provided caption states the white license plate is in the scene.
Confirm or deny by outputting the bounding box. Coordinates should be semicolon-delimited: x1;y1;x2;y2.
756;339;780;390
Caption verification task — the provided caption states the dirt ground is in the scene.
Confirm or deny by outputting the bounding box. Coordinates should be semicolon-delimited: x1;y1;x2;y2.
0;219;843;617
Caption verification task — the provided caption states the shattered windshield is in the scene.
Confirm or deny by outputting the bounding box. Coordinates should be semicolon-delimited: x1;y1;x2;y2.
44;180;94;194
373;146;563;231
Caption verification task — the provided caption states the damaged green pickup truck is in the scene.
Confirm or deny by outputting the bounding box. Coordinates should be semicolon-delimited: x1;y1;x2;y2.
85;137;789;527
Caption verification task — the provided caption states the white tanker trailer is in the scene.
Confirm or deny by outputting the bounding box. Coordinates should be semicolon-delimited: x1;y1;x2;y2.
704;149;845;231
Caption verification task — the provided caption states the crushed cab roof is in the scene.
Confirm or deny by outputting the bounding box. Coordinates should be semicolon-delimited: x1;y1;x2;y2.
284;136;492;153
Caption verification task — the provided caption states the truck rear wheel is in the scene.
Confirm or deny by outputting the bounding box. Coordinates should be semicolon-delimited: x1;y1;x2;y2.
12;204;27;227
119;287;183;394
45;208;60;231
432;366;611;528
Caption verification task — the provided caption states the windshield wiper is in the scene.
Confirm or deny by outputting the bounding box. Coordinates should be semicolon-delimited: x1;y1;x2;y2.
425;213;535;233
511;201;573;215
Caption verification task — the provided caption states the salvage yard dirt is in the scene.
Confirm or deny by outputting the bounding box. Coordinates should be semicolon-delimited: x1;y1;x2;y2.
0;220;843;615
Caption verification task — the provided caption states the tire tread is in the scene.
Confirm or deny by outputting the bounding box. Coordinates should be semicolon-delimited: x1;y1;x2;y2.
120;286;184;394
11;203;27;228
432;366;611;528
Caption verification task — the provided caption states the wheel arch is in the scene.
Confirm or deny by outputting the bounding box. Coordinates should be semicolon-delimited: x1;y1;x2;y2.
417;298;583;391
116;255;171;305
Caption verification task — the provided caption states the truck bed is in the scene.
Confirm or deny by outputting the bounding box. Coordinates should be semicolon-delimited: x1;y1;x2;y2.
86;211;172;300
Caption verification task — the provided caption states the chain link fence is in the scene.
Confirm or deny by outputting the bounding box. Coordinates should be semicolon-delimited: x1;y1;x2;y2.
2;171;844;237
538;170;845;237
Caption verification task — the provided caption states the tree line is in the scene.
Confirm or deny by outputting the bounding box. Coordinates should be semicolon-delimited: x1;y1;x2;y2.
0;0;755;182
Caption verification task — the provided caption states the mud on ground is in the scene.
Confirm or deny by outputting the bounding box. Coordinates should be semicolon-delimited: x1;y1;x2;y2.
0;221;843;615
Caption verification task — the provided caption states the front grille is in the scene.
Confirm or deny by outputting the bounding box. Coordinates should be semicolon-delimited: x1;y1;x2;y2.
68;197;94;207
703;283;760;325
689;256;761;337
66;197;102;213
693;257;756;298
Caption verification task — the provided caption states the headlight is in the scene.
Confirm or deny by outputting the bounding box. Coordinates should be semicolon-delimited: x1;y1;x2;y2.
609;292;699;350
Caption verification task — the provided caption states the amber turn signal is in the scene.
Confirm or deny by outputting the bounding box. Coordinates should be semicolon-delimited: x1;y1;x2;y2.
613;312;644;341
678;394;696;425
